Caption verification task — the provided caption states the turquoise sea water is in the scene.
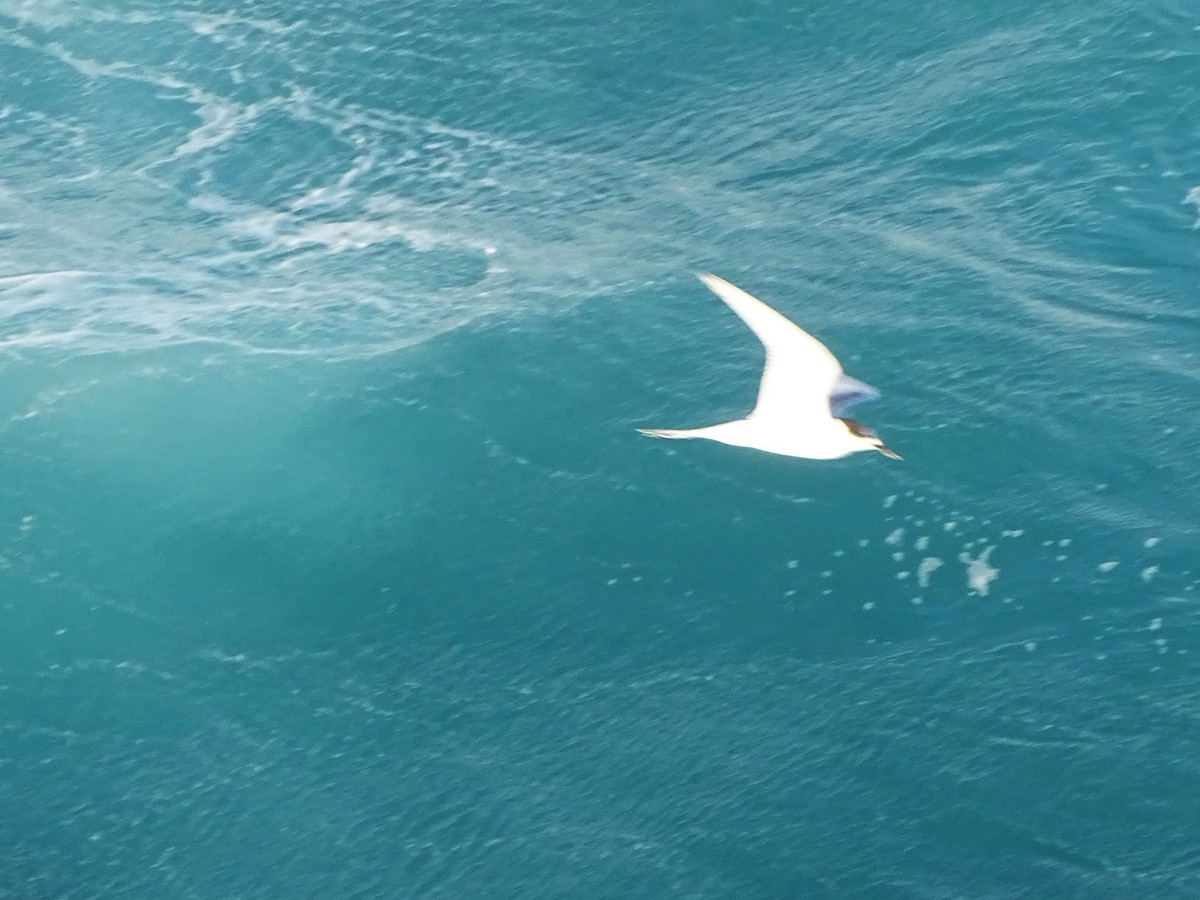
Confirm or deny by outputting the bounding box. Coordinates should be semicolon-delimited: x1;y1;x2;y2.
2;1;1200;896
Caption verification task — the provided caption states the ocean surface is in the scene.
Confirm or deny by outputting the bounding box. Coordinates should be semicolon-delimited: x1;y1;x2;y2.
1;0;1199;896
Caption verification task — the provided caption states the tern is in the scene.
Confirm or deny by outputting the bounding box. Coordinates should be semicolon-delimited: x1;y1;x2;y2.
639;274;900;461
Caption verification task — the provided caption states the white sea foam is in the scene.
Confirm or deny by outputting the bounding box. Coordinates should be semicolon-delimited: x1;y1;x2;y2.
186;12;298;39
959;546;999;596
2;50;750;358
1186;186;1200;228
3;0;1189;386
916;557;943;588
173;91;265;158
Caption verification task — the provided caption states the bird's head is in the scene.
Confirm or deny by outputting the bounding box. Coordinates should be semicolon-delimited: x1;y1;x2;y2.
840;418;902;460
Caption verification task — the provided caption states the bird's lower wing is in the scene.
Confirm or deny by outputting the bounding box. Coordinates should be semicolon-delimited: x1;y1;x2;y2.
828;374;880;417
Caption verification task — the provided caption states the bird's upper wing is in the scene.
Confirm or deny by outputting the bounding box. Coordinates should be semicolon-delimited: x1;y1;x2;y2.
698;274;848;422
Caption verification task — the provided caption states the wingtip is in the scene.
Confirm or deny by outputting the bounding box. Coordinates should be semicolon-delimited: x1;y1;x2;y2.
696;272;731;295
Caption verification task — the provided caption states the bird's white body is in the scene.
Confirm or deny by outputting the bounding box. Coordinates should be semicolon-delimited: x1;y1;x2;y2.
642;416;871;460
639;274;898;461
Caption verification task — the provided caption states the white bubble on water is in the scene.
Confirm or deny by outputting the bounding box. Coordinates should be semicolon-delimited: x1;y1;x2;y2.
891;551;904;562
787;560;799;570
1141;566;1159;583
914;536;930;551
863;601;875;611
883;495;897;509
858;539;870;548
959;546;999;596
1187;185;1200;226
910;597;923;605
943;521;957;532
896;571;910;580
1098;561;1119;573
1149;617;1163;631
1059;539;1072;548
1144;537;1160;549
1024;641;1037;652
916;557;944;588
885;527;905;546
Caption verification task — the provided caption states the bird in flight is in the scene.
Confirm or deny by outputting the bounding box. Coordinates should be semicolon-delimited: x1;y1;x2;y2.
639;274;900;461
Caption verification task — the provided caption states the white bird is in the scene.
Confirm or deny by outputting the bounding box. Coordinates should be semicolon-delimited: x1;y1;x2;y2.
639;274;900;461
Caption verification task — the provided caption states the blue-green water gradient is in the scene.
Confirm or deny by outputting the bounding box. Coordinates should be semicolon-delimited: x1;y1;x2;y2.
2;0;1200;896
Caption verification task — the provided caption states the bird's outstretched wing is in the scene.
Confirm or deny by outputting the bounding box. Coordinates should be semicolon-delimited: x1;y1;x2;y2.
698;274;863;422
828;374;880;417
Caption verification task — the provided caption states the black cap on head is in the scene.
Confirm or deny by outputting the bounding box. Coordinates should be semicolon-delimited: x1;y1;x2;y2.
841;418;901;460
840;418;877;440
